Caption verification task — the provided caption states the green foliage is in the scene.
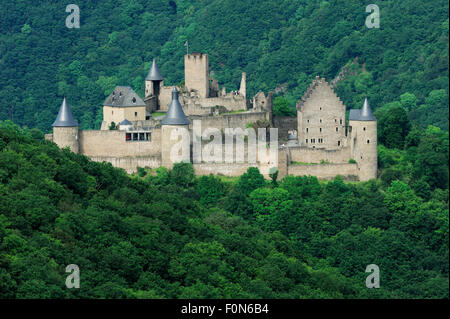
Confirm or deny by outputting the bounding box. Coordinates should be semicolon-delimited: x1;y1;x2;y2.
237;167;266;196
273;96;296;116
0;122;448;298
0;0;447;133
375;103;411;149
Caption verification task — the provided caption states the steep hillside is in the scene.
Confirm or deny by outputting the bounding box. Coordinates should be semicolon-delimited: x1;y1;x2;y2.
0;120;448;298
0;0;448;131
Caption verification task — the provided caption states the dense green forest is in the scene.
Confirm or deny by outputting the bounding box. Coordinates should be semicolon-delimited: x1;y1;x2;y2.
0;0;448;131
0;0;448;299
0;120;448;298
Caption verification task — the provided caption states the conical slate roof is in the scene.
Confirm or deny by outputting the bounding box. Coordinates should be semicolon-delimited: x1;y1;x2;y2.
349;98;376;121
103;86;146;107
146;59;163;81
52;97;77;127
119;119;132;125
161;88;189;125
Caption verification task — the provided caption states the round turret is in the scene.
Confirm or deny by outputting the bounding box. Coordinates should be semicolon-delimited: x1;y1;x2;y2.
349;98;377;181
52;97;79;153
161;88;190;168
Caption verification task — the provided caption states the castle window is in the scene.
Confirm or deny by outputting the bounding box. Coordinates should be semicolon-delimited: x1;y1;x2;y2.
336;127;338;132
320;119;322;123
146;133;151;141
139;133;145;141
367;139;370;144
135;112;138;117
132;97;136;104
363;127;366;131
306;128;309;133
307;120;310;123
338;140;341;146
335;119;337;123
320;128;322;132
320;107;322;110
340;119;342;124
305;139;308;143
133;133;138;141
125;133;131;141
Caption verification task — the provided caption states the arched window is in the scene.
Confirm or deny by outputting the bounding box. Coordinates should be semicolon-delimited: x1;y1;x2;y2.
320;128;322;132
338;140;341;146
336;127;338;132
363;127;366;131
306;128;309;133
367;139;370;144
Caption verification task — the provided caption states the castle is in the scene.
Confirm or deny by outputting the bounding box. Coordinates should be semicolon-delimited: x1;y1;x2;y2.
46;53;377;181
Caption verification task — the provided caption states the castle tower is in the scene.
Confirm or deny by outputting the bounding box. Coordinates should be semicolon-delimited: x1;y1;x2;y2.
349;98;377;181
145;59;164;109
184;53;209;98
52;97;79;153
161;88;190;168
239;72;246;99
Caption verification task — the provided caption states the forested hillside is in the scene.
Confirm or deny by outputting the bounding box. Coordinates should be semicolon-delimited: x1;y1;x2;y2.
0;0;448;131
0;120;448;298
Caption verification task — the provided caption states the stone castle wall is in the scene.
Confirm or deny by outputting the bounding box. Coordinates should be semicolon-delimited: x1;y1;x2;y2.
189;112;268;133
288;145;351;164
287;163;358;180
273;116;297;140
89;156;161;174
79;129;162;158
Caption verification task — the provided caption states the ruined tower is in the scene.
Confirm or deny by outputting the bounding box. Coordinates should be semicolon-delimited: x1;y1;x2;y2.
161;87;190;168
349;98;377;181
52;97;79;153
184;53;209;98
239;72;246;99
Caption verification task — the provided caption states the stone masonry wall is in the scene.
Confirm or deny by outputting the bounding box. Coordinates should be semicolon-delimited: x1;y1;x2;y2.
79;129;162;158
273;116;297;140
287;163;358;180
288;145;351;164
